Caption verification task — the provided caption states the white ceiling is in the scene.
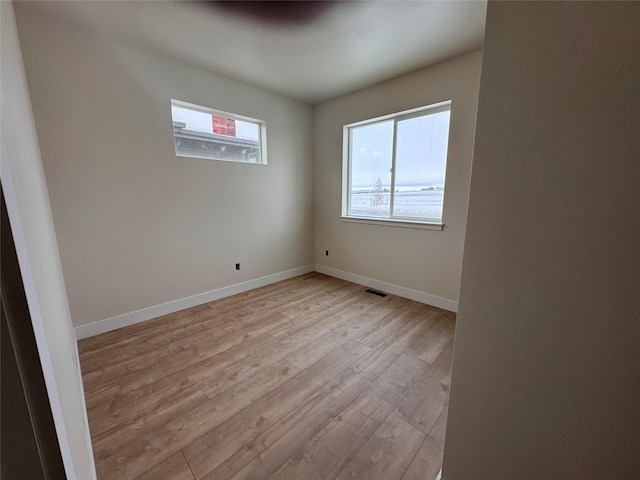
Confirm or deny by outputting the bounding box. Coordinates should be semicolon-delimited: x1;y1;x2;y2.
17;1;486;104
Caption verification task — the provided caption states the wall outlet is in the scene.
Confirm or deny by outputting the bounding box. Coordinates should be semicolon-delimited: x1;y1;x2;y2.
235;263;240;270
325;250;329;256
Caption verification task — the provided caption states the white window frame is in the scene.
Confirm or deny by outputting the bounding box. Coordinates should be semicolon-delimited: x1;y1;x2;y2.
171;99;267;165
341;101;451;230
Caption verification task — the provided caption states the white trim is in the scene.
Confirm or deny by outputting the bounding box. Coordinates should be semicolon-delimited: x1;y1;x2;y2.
345;100;452;128
71;329;98;477
341;216;443;231
314;264;458;313
75;262;457;340
436;468;443;480
2;157;85;478
1;1;94;473
75;265;314;339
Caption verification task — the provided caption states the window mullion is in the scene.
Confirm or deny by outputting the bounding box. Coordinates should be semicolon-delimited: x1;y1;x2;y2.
389;119;398;218
347;128;354;215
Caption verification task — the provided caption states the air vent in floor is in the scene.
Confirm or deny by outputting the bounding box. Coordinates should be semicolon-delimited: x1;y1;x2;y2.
365;288;387;297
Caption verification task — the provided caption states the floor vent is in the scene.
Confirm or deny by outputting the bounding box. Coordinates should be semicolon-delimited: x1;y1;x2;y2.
365;288;387;297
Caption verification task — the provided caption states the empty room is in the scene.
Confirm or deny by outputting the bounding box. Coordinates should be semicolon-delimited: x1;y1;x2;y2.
2;1;638;480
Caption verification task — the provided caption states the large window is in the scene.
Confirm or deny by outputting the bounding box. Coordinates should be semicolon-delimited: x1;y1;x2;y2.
171;100;267;164
342;101;451;226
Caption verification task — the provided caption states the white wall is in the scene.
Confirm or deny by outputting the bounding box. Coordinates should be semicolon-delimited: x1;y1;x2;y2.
314;51;482;309
444;2;640;479
14;6;314;329
0;2;95;478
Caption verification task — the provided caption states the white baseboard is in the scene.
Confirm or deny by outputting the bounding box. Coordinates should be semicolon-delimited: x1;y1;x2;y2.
74;265;314;340
75;263;457;340
314;264;458;313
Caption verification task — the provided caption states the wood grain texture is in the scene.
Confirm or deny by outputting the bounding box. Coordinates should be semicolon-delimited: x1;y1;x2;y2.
401;406;449;480
135;452;195;480
334;413;426;480
79;273;455;479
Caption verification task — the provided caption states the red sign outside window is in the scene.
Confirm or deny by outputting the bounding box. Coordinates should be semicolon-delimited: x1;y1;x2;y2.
212;116;236;137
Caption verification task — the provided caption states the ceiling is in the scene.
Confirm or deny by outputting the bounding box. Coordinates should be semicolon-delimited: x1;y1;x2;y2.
17;1;486;105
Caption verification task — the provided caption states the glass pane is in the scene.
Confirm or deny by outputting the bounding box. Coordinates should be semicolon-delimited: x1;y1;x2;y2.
171;104;262;163
349;121;393;218
392;110;450;220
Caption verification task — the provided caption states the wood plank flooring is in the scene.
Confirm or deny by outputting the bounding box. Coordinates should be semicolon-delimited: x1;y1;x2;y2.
78;273;455;480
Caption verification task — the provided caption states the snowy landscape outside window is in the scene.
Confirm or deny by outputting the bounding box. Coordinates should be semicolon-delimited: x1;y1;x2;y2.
171;100;267;164
342;101;451;226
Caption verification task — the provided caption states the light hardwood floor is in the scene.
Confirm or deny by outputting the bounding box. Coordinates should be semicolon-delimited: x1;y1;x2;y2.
78;273;455;480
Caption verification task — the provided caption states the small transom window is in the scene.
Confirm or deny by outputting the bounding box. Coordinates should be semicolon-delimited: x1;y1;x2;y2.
171;100;267;164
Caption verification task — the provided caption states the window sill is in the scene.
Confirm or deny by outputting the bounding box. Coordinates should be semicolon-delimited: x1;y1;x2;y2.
340;216;443;231
174;152;265;165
